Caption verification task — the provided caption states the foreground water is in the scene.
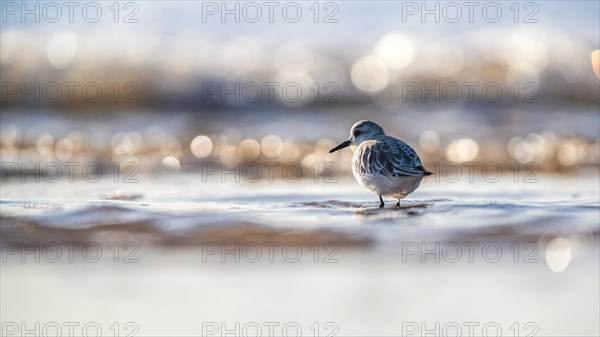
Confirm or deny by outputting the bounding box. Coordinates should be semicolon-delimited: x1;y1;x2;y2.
2;173;598;244
1;174;599;336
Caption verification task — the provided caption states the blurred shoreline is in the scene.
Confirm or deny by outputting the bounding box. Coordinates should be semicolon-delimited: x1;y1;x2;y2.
2;104;599;179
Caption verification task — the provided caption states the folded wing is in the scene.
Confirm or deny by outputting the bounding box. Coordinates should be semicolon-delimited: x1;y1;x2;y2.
354;139;430;177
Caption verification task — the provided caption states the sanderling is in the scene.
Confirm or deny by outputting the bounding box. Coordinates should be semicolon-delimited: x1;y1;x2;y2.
329;120;432;208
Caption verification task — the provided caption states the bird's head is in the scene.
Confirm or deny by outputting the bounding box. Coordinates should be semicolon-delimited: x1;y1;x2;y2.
329;120;385;153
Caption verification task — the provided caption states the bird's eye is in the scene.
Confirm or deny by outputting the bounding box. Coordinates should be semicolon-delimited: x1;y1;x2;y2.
353;130;362;137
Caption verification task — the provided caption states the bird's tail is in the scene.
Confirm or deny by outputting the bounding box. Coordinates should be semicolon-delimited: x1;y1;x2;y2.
416;165;433;176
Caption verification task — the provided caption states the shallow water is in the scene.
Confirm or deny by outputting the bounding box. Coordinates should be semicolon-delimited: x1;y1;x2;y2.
2;173;598;244
1;174;599;336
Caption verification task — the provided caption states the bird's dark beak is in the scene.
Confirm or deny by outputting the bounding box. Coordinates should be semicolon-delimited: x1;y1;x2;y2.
329;140;351;153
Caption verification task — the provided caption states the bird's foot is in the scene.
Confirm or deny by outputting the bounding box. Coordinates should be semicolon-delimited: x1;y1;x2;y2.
378;196;385;208
396;201;400;207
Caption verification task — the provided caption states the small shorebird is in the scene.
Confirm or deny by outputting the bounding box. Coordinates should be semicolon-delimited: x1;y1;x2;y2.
330;120;432;208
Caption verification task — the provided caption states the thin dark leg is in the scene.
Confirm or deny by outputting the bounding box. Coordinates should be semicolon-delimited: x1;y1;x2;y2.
378;196;384;208
396;200;400;207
